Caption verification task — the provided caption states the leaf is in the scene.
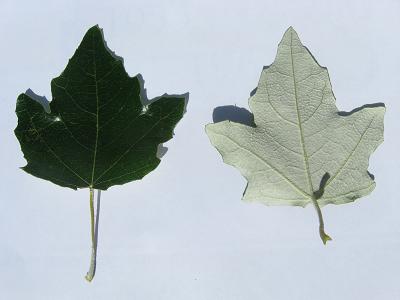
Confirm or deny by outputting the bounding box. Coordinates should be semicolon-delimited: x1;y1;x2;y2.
16;26;185;191
15;25;186;280
206;27;385;244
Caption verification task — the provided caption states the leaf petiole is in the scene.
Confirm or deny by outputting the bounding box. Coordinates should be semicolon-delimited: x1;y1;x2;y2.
85;188;101;282
311;195;332;245
312;173;332;245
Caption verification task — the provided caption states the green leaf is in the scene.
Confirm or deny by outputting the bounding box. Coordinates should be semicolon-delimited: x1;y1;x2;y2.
15;25;186;281
206;27;385;243
15;25;186;191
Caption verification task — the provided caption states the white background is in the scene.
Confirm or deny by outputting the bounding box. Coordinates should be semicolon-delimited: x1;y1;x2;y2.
1;0;399;299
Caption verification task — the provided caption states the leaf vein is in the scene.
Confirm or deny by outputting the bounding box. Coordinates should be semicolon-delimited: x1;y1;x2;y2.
211;131;310;198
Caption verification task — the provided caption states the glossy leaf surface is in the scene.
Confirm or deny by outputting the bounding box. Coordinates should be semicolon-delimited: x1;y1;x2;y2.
15;26;186;190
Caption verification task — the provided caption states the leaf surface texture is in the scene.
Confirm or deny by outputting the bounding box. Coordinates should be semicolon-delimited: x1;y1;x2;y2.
206;28;385;240
15;26;185;190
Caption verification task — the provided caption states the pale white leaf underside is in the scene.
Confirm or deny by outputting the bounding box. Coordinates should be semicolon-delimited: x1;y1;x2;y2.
206;27;385;208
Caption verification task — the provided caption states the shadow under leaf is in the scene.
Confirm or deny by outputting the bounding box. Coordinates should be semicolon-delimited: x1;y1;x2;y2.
212;105;256;127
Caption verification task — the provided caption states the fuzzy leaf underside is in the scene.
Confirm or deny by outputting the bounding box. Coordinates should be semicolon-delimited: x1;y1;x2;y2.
206;27;385;207
15;26;185;190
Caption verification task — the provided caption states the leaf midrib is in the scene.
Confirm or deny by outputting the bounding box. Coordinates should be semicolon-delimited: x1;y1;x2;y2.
289;30;314;196
90;32;100;187
285;31;375;198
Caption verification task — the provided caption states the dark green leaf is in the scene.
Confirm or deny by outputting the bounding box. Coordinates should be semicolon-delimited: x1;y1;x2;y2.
15;25;186;190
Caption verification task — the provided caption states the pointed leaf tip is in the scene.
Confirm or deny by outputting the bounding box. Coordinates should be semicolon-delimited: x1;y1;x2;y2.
83;25;103;42
287;26;295;32
88;24;100;31
280;26;302;46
